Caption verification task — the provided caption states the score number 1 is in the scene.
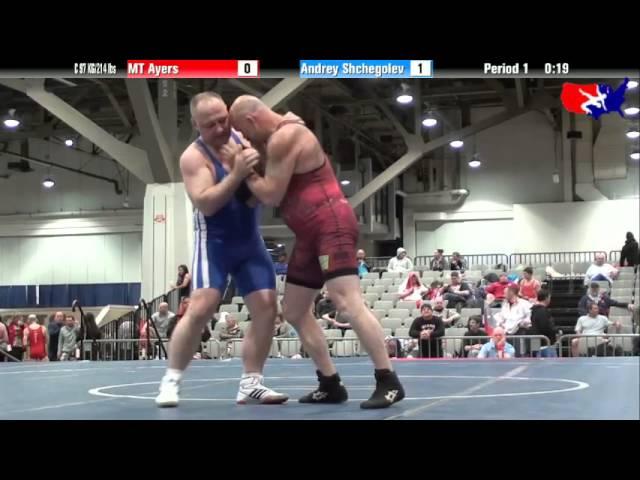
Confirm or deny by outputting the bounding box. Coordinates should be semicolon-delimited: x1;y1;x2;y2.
238;60;259;78
410;60;433;77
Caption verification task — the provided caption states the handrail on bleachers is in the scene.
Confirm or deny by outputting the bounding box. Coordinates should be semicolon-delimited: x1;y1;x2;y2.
414;254;509;270
556;333;639;357
509;251;607;269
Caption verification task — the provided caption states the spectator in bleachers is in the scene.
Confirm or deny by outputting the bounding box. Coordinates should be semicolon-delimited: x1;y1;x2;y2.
577;282;634;317
322;311;352;336
274;313;295;338
495;285;532;336
274;252;288;276
462;316;488;358
217;312;244;358
409;304;445;358
274;313;295;358
58;315;77;361
423;280;443;303
357;249;371;278
398;272;429;304
195;324;212;359
572;302;622;357
7;316;26;362
485;273;517;305
171;265;192;299
440;271;472;310
176;296;190;320
0;319;9;362
449;251;467;272
315;290;336;318
529;290;557;357
387;247;414;273
584;253;618;286
432;297;461;326
619;232;639;268
151;302;175;339
430;249;446;271
477;327;515;359
47;311;64;361
139;313;158;360
518;267;541;302
385;336;405;359
218;313;244;341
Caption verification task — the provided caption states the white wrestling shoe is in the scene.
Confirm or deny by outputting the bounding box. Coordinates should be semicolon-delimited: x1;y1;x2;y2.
236;374;289;405
155;376;180;407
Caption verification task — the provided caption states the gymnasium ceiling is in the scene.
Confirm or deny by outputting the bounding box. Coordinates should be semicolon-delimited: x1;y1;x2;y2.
0;77;633;168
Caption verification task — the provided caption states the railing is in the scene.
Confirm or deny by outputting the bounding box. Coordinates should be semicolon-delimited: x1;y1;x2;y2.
609;251;620;264
99;287;181;341
556;333;639;357
69;332;638;361
367;257;392;269
81;338;173;361
79;335;552;361
509;251;607;268
414;254;509;271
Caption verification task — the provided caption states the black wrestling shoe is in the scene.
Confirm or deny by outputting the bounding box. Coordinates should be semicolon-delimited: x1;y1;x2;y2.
299;370;349;404
360;369;405;409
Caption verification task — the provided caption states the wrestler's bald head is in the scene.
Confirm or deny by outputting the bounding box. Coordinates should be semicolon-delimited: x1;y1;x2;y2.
229;95;272;143
230;95;265;119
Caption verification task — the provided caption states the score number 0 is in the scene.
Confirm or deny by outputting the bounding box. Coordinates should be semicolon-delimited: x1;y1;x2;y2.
238;60;259;77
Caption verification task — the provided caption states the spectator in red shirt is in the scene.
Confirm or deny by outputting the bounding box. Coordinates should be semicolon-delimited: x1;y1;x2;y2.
7;316;26;362
485;273;517;305
0;320;9;362
518;267;541;302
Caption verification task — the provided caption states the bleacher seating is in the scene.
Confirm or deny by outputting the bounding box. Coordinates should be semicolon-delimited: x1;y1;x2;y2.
380;293;399;303
395;327;410;337
396;300;417;311
367;285;386;296
382;271;403;279
552;263;572;275
381;317;403;333
388;308;410;319
219;304;238;314
373;300;393;311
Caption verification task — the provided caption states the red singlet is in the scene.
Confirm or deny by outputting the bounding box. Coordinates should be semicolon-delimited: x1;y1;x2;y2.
276;120;359;289
27;325;46;360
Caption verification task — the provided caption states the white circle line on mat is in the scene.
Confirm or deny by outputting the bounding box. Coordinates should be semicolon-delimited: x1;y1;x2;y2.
88;375;590;402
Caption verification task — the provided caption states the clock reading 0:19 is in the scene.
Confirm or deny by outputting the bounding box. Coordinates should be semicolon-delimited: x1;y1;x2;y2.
544;62;570;74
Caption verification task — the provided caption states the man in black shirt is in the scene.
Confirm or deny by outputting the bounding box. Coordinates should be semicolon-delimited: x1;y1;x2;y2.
441;271;472;310
620;232;639;267
577;283;633;317
409;304;445;358
529;290;557;357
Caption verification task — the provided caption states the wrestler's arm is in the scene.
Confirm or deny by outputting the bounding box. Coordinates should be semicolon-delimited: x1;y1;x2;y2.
245;128;301;207
180;148;246;216
230;130;261;206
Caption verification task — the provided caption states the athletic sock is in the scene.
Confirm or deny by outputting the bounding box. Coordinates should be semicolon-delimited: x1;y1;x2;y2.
164;368;183;383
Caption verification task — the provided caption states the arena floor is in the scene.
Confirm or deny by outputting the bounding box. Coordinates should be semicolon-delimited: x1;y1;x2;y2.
0;357;637;420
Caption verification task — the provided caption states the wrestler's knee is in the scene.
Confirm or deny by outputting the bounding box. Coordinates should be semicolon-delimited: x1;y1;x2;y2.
186;290;219;322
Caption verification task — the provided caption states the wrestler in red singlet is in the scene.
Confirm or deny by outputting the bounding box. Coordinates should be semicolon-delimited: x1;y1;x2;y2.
274;119;359;288
229;97;405;409
26;321;47;361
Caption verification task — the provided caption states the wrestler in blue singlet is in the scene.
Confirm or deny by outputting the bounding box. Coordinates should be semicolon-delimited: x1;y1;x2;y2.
191;132;275;296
